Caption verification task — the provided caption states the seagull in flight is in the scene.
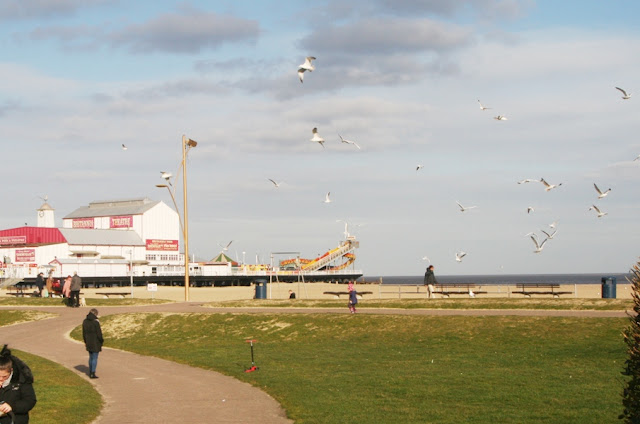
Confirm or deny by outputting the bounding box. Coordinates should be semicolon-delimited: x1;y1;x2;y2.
160;171;173;186
121;144;128;151
323;192;332;203
268;179;281;188
416;164;424;173
339;134;361;150
477;100;491;111
615;87;631;100
310;127;325;148
456;201;477;212
518;178;538;184
540;178;562;191
531;236;548;253
589;205;607;218
421;256;430;262
455;251;467;262
218;240;233;251
594;183;611;199
494;115;508;121
527;206;535;214
298;56;316;83
541;229;557;240
549;221;558;230
634;154;640;161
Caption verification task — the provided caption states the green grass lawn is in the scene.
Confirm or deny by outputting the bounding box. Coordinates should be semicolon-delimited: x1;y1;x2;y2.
0;310;55;326
73;312;628;423
21;350;102;424
206;297;633;311
0;296;170;307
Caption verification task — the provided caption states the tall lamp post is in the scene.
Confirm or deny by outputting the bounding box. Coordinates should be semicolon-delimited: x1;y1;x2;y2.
156;135;197;301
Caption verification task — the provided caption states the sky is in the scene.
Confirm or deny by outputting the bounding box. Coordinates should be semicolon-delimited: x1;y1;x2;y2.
1;0;639;277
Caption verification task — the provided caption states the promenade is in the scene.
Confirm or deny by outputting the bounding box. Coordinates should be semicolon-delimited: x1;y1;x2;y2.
0;302;628;423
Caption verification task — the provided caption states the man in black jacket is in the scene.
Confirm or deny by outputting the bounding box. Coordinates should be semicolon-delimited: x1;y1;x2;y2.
0;345;36;424
424;265;438;298
82;308;104;379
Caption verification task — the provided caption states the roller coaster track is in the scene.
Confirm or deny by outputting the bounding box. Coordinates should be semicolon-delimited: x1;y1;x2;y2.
299;239;359;272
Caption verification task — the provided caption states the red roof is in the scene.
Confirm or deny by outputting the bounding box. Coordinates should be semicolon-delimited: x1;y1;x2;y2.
0;227;67;247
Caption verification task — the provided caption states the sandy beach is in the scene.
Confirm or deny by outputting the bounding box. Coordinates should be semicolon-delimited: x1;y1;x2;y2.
52;281;633;302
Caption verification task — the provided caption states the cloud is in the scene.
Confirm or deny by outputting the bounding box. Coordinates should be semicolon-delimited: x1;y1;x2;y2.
108;11;260;54
0;0;113;21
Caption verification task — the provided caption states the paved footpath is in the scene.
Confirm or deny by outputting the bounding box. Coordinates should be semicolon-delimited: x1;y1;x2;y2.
0;303;628;423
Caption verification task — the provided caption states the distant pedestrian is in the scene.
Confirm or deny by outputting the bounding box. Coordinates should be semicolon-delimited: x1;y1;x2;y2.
45;272;54;295
288;290;296;299
62;275;72;305
348;283;358;314
0;344;37;424
82;308;104;379
424;265;438;299
70;272;82;307
34;273;44;297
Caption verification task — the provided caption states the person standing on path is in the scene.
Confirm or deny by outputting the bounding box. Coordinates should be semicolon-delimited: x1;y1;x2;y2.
347;282;358;314
70;272;82;307
424;265;438;299
0;345;37;424
34;273;44;297
82;308;103;379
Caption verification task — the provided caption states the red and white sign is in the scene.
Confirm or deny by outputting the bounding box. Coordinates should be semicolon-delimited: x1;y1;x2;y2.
0;235;27;245
146;239;179;251
15;249;35;263
72;218;95;229
110;216;132;228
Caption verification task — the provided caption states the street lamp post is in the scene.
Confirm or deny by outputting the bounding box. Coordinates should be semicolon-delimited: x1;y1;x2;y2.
155;134;197;302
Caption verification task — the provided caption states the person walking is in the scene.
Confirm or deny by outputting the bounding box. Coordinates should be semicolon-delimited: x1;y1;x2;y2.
0;345;37;424
82;308;104;379
347;282;358;314
424;265;438;299
34;273;44;297
70;272;82;307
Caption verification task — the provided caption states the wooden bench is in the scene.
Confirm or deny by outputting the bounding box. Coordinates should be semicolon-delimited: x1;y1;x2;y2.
433;284;486;298
95;292;130;299
511;283;573;298
323;291;372;299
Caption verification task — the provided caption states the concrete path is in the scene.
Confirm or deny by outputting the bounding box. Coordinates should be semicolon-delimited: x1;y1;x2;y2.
0;303;628;423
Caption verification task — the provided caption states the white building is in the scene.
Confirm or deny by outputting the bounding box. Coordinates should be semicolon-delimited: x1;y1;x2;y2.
0;197;181;280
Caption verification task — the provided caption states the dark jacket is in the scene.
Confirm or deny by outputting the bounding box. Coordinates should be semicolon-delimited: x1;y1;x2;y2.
34;274;44;291
82;312;104;353
70;275;82;291
424;269;437;286
0;350;37;424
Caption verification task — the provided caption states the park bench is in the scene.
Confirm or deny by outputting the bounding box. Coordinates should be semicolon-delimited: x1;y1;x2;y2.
433;283;486;298
323;291;372;299
95;292;130;299
510;283;573;298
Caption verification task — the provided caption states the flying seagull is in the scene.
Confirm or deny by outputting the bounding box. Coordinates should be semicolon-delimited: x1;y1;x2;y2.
541;229;557;240
416;164;424;173
339;134;361;150
477;100;491;111
421;256;430;262
121;144;128;151
588;205;607;218
298;56;316;83
540;178;562;191
455;251;467;262
531;236;548;253
634;154;640;161
160;171;173;186
323;192;332;203
456;201;477;212
218;240;233;251
594;183;611;199
494;115;507;121
310;127;325;148
527;206;535;214
615;87;631;100
268;179;281;188
518;178;538;184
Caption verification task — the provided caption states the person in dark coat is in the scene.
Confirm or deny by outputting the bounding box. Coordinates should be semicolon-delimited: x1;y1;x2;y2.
70;272;82;307
34;273;44;297
424;265;438;298
0;345;37;424
82;308;104;379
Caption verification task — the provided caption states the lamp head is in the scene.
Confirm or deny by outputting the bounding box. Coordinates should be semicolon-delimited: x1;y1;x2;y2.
156;184;168;188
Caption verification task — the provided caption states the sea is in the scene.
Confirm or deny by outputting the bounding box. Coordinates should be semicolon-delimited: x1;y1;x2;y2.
365;273;630;286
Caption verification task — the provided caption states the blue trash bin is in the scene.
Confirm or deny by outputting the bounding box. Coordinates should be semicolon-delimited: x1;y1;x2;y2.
601;276;617;299
254;279;267;299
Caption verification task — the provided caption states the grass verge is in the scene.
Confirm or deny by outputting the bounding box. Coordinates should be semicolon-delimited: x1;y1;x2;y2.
73;312;628;423
205;297;632;311
9;350;102;424
0;310;56;326
0;296;171;307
